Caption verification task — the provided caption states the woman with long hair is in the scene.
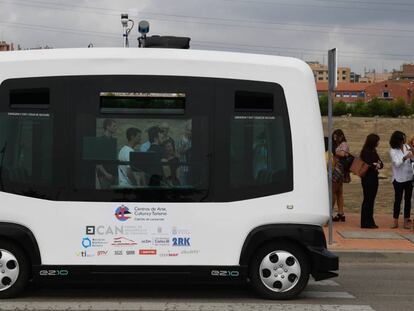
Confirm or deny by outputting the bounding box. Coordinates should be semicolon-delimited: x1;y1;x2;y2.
332;129;351;222
389;131;413;229
360;134;383;228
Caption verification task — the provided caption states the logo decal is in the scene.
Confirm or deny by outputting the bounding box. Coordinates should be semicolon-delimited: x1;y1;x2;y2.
153;238;170;246
97;250;108;256
211;270;240;277
172;237;191;247
39;270;69;276
139;249;157;255
76;251;94;258
115;205;132;222
82;237;92;249
111;237;138;247
86;226;95;235
159;252;179;257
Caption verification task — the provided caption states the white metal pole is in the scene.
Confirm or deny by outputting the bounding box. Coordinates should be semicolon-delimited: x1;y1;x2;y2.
328;48;337;245
123;26;128;48
121;14;129;48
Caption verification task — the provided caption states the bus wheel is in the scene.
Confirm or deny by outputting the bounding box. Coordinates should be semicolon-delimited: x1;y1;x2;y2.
0;239;29;298
250;242;309;300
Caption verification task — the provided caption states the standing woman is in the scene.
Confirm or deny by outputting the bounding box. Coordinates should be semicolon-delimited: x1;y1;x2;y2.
389;131;413;229
332;129;351;222
360;134;383;228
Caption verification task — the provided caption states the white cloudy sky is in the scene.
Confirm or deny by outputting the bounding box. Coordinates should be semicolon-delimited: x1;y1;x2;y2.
1;0;414;74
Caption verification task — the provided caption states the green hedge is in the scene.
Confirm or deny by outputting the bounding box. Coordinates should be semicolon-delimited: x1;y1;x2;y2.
319;96;414;117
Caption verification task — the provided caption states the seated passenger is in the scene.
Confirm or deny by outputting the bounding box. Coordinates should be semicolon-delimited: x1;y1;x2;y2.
118;127;141;187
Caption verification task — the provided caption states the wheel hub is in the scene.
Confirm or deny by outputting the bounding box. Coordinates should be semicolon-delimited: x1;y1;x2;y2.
259;250;301;293
0;249;20;292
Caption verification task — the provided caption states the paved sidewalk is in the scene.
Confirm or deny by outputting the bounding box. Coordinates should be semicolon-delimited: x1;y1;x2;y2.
324;213;414;252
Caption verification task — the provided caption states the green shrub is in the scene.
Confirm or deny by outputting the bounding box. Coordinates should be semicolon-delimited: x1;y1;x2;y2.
410;98;414;115
319;94;328;116
319;96;410;118
367;98;391;116
333;101;347;116
390;98;409;117
350;100;369;117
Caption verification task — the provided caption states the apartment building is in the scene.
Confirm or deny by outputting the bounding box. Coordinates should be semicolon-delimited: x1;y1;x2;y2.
391;64;414;80
316;82;366;103
308;61;351;83
359;71;393;83
0;41;14;51
365;81;414;103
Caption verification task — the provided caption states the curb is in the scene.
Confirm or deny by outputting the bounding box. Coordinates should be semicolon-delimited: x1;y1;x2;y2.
332;250;414;263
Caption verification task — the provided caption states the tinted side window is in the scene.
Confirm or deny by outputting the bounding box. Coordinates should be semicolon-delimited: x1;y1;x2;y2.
216;81;293;201
77;117;201;191
0;113;53;198
69;76;212;202
230;116;289;188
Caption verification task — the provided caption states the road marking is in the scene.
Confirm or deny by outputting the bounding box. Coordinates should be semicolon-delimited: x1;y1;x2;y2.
0;302;375;311
301;291;355;299
308;279;340;286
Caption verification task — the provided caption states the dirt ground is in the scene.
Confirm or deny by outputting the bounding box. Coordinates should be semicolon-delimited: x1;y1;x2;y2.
322;116;414;215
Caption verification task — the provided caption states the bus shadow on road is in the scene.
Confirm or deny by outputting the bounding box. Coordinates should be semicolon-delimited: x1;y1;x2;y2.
24;282;257;300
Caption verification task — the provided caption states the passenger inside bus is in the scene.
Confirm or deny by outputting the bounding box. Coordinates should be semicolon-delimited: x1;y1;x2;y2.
96;119;118;189
118;127;141;187
91;119;194;190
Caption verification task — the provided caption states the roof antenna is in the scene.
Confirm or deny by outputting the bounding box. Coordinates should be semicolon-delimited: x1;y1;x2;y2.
121;13;134;48
138;20;150;48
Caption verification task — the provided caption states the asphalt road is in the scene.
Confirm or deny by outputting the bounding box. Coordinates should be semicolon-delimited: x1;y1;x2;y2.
1;262;414;311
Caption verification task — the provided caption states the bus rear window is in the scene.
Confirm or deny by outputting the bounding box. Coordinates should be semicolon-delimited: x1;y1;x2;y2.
100;92;186;115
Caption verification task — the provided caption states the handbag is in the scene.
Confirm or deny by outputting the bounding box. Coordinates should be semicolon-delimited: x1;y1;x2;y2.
340;154;355;172
350;157;370;177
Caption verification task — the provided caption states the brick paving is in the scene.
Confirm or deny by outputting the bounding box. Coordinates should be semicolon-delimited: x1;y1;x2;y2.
325;213;414;252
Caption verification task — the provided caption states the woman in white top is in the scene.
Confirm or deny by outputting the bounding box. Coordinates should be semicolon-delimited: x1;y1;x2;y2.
389;131;413;229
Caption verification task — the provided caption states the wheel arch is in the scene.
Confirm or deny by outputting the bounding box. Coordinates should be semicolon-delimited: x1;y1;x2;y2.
0;222;41;266
239;224;327;268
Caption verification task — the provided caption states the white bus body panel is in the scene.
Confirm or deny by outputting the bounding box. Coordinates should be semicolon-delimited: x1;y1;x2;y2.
0;48;328;266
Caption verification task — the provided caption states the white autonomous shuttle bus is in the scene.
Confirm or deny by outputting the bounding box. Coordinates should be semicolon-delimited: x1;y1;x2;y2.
0;48;338;299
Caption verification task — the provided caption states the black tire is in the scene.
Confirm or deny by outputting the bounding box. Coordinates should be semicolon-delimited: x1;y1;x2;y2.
249;241;310;300
0;239;30;299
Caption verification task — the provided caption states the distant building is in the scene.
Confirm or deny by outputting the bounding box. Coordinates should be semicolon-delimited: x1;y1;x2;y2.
350;72;361;83
365;81;414;103
316;82;366;103
360;71;393;83
391;64;414;80
316;81;414;105
0;41;14;51
307;61;351;83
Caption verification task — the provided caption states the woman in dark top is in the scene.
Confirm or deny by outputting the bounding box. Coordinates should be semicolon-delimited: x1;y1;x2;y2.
360;134;383;228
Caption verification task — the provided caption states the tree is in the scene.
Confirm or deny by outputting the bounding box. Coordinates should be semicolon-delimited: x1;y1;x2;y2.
367;98;389;116
391;98;409;117
410;98;414;115
319;94;328;116
351;100;369;117
333;101;347;116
